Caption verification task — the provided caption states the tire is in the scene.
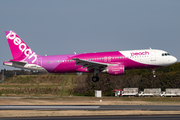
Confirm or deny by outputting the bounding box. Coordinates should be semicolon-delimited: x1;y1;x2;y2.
92;76;99;82
153;74;156;78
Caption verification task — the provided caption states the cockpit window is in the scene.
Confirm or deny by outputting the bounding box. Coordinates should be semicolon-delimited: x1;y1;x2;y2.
162;53;170;56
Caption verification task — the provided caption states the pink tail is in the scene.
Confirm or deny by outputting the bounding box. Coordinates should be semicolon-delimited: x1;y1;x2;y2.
5;31;38;63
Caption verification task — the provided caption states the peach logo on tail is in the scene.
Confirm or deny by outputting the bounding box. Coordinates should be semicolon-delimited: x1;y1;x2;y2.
131;51;149;56
6;31;37;63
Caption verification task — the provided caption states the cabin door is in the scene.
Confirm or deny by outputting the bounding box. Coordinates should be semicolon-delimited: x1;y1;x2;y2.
151;51;156;61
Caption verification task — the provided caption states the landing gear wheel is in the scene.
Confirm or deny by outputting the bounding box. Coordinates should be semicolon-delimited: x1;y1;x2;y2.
153;74;156;78
92;76;99;82
152;69;156;78
92;69;100;82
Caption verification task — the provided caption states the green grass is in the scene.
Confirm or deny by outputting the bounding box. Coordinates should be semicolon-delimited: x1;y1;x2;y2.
0;74;83;97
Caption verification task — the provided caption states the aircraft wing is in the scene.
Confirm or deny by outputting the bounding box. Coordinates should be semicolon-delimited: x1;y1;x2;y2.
72;58;108;71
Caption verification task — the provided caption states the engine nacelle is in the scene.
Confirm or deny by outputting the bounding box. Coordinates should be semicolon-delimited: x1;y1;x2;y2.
106;65;125;75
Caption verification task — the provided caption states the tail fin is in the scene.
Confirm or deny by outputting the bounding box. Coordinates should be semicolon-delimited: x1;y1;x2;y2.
5;31;38;63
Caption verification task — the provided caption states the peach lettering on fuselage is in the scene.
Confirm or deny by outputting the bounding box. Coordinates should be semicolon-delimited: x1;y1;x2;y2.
6;31;37;63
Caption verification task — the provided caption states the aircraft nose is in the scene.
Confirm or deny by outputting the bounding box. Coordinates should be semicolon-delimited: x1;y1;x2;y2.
171;56;177;64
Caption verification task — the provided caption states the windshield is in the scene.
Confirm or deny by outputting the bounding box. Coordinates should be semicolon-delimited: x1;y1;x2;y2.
162;53;170;56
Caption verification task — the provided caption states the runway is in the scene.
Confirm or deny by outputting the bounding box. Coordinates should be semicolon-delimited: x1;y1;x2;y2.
1;115;180;120
1;105;180;119
1;105;180;111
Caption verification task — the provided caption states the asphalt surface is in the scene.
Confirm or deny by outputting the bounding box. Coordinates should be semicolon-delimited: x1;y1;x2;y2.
1;115;180;120
1;105;180;111
1;105;180;119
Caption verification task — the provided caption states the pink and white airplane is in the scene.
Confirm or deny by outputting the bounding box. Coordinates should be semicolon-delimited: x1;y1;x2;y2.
3;31;177;82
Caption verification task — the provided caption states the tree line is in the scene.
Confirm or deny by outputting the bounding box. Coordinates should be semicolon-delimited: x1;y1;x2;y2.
0;69;44;80
73;62;180;96
1;62;180;96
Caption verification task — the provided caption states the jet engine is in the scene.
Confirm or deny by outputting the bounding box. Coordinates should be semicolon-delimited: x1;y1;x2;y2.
103;65;126;75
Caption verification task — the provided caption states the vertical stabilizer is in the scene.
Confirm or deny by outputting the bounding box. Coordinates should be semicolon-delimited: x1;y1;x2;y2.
5;31;38;63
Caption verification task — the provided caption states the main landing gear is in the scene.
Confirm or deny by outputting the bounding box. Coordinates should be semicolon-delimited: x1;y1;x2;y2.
92;76;99;82
92;69;99;82
152;69;156;78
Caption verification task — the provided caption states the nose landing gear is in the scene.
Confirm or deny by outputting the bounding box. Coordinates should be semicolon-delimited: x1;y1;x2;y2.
152;69;156;78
